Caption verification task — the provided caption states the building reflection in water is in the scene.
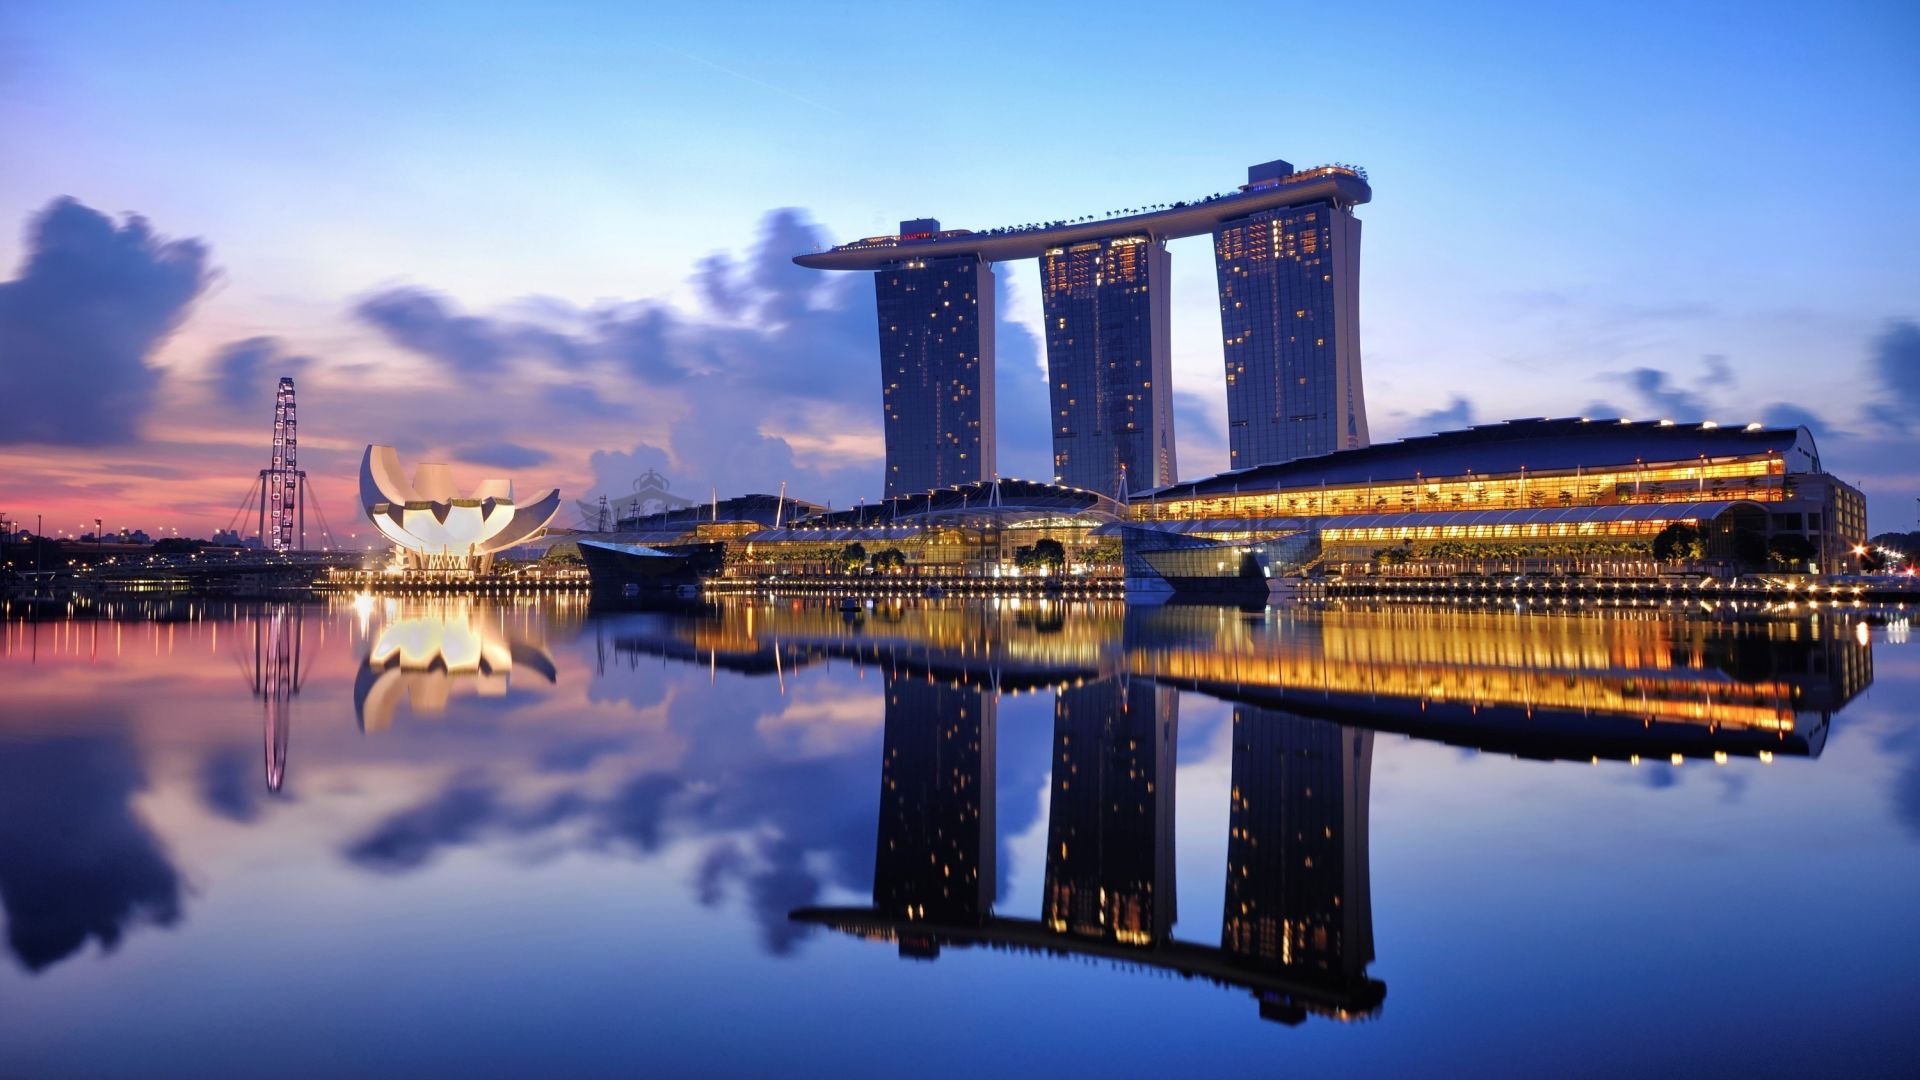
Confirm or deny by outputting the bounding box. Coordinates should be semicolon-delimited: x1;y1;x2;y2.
605;598;1875;1023
1044;679;1176;946
1222;709;1373;1025
1125;605;1869;763
875;672;995;929
797;672;1383;1024
353;601;559;733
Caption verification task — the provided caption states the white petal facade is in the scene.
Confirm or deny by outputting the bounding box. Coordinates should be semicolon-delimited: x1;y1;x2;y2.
359;445;561;572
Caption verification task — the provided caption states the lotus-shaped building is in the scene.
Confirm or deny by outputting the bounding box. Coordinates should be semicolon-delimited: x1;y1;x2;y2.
359;445;561;572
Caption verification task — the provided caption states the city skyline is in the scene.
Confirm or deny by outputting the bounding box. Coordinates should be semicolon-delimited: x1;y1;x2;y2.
1;2;1917;535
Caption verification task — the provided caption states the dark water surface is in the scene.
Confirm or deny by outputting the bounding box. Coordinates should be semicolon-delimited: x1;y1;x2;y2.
1;595;1915;1078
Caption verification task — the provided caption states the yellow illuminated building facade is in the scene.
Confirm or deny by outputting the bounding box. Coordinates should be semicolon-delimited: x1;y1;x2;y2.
1130;418;1867;574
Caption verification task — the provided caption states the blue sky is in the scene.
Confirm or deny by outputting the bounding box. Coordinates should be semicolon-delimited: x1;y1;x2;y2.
2;0;1917;533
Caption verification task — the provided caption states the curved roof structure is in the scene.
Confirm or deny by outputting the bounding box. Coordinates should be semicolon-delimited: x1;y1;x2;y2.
616;493;823;531
359;445;561;558
1138;418;1821;501
1113;500;1768;537
800;477;1124;528
794;166;1371;270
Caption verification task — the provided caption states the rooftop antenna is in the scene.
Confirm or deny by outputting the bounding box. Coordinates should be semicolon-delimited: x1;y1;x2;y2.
774;480;787;529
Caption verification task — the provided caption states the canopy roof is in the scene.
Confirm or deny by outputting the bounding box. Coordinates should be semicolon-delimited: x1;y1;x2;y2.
802;478;1123;528
1109;499;1764;537
1137;418;1820;502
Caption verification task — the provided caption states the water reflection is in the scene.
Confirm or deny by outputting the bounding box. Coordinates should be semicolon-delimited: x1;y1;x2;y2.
0;734;183;972
1221;710;1375;1024
0;595;1891;1047
793;677;1381;1025
246;606;305;793
353;600;560;733
873;674;995;925
607;600;1871;1023
1045;680;1177;946
1127;606;1864;762
613;601;1866;763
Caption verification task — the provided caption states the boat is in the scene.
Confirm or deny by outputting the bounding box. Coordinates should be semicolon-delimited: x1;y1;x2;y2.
577;539;724;600
1117;525;1319;604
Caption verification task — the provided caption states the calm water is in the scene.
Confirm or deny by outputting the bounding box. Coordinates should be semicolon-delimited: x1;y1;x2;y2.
1;595;1915;1078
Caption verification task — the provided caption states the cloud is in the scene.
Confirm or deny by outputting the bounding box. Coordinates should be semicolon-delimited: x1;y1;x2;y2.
596;773;684;853
546;382;632;421
354;287;513;373
1173;389;1228;479
0;197;212;445
0;734;183;973
354;208;1067;509
345;778;498;872
1760;403;1834;440
210;336;311;408
588;442;678;502
695;840;748;906
1624;367;1706;420
1411;396;1476;433
328;648;1057;961
692;252;747;318
992;277;1053;483
198;745;268;823
1893;734;1920;841
1868;320;1920;430
454;441;550;470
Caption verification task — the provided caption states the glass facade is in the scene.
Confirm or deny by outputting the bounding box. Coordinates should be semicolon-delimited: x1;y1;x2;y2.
1042;678;1177;946
1222;708;1373;987
1215;200;1368;467
874;251;996;499
1040;237;1176;497
873;673;995;924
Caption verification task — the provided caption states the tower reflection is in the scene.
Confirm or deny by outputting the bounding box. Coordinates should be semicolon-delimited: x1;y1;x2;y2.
796;673;1383;1023
1222;709;1374;1024
874;672;995;930
599;596;1874;1023
1044;679;1177;946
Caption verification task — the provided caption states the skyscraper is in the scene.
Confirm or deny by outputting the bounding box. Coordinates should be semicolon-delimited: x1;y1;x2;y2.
1221;707;1374;997
874;221;996;499
1041;236;1176;496
872;673;997;925
794;163;1370;486
1042;678;1178;945
1215;159;1369;468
